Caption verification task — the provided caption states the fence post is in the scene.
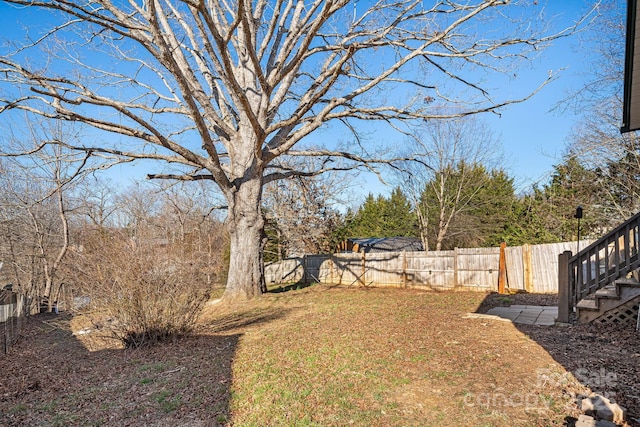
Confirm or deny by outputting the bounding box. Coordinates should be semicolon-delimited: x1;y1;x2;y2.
498;242;507;294
453;247;459;289
360;250;366;286
329;253;335;284
557;250;572;324
303;255;308;284
402;251;407;288
523;244;534;293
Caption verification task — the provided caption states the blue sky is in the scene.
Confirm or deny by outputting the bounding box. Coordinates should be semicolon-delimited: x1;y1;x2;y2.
482;30;591;191
352;1;603;196
0;1;613;200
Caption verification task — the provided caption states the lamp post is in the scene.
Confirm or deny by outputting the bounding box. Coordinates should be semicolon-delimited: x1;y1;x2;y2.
574;206;583;255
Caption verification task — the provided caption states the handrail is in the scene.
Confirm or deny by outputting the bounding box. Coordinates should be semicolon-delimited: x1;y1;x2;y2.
569;211;640;306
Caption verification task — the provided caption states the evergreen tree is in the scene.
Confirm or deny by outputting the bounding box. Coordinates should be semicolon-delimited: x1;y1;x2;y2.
418;163;518;250
468;169;519;247
507;188;566;246
347;193;385;237
346;188;418;238
512;156;605;244
383;187;418;237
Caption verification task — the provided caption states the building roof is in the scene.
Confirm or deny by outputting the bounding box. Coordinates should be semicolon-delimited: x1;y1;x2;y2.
346;237;424;253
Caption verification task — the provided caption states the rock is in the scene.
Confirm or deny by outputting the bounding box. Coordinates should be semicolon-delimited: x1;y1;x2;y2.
580;394;626;425
574;415;616;427
575;414;596;427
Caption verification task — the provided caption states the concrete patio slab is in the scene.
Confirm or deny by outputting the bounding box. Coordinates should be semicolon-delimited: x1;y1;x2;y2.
476;305;559;326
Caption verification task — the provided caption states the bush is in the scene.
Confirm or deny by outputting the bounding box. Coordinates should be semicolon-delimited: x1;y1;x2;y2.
72;231;213;348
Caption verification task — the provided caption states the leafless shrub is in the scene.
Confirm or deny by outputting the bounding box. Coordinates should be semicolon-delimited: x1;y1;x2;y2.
72;230;213;348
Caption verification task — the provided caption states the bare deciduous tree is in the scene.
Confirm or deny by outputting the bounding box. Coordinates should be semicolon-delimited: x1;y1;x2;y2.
399;116;503;250
0;0;595;300
263;158;348;259
73;176;120;232
0;123;89;311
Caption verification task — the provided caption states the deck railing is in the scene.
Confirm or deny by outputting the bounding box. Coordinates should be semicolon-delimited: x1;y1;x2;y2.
569;211;640;306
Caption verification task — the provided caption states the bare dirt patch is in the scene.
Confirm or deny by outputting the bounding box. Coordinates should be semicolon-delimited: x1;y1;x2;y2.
2;287;638;426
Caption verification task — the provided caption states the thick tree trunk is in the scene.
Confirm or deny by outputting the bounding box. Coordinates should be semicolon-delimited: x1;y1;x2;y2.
222;175;267;301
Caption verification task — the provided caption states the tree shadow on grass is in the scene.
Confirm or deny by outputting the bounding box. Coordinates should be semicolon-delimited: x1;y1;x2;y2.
206;304;296;333
267;280;314;294
0;307;287;427
474;292;640;426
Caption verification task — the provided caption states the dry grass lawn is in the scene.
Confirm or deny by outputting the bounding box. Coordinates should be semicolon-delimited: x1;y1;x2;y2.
2;285;638;426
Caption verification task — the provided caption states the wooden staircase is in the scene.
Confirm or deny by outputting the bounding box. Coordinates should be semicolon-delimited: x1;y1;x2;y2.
569;211;640;324
576;277;640;323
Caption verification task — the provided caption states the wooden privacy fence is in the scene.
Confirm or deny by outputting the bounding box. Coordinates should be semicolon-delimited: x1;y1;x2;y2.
265;241;587;294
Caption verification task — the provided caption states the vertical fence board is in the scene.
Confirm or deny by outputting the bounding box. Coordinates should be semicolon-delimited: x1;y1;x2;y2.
523;244;534;293
505;246;524;291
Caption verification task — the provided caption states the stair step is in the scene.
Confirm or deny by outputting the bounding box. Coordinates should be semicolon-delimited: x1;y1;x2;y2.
576;299;598;310
615;277;640;286
576;273;640;320
594;287;620;299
